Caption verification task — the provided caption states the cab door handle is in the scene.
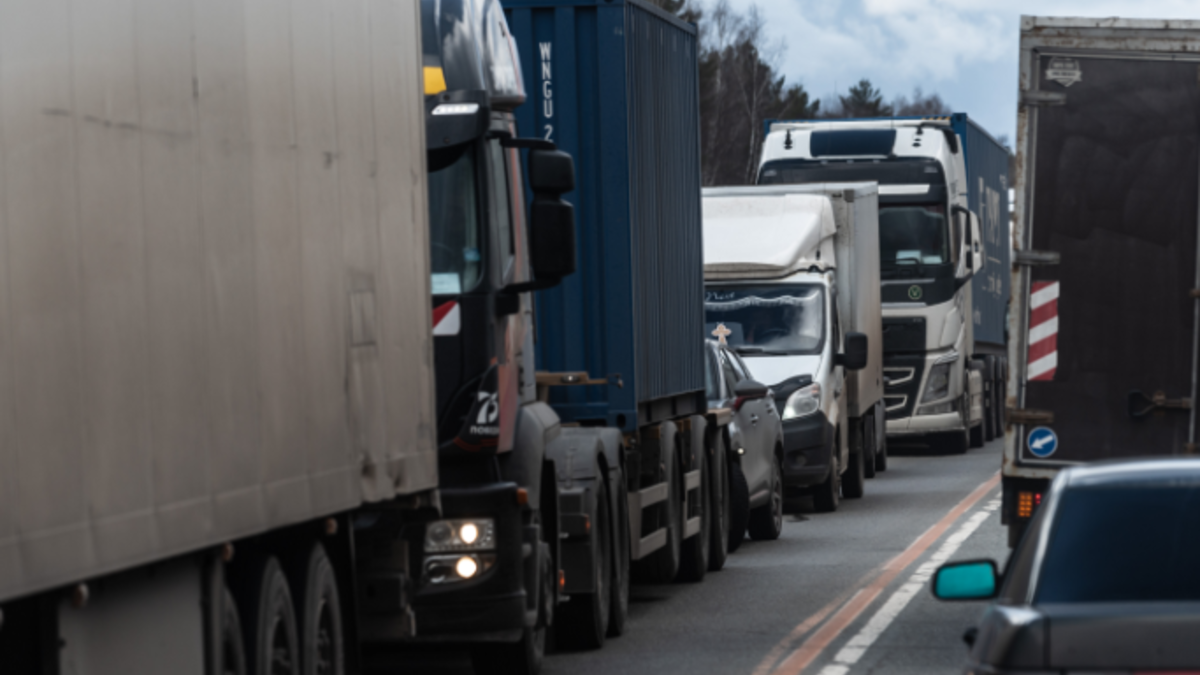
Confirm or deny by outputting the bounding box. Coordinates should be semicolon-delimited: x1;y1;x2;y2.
750;414;759;424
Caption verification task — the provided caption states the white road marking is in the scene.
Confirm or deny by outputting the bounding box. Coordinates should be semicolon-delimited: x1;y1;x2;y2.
815;496;1003;675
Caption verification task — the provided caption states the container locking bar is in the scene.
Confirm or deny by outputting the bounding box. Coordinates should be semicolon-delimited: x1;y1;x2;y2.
1013;249;1060;266
1007;408;1054;425
1128;390;1192;419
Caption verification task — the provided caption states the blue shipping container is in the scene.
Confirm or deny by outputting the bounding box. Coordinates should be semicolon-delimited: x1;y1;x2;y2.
951;113;1011;349
503;0;706;432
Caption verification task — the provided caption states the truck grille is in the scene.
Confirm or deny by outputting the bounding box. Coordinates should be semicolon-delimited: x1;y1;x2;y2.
884;357;924;420
882;317;926;353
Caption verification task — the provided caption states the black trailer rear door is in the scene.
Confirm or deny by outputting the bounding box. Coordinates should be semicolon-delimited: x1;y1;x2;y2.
1021;52;1200;465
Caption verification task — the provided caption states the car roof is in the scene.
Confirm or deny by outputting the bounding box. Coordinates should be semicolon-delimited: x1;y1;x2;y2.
1061;457;1200;488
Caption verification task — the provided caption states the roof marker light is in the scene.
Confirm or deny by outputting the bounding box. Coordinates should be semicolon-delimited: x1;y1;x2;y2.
432;103;480;116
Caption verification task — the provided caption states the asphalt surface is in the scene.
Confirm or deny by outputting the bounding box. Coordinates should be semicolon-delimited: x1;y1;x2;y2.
378;437;1007;675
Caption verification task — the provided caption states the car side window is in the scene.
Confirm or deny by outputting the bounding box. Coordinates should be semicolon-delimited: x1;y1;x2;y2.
998;503;1048;604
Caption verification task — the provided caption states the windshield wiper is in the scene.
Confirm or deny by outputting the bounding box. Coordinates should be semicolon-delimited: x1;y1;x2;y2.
734;346;764;354
735;346;794;356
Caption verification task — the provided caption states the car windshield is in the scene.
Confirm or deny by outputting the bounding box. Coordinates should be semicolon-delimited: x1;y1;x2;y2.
428;147;482;295
1035;484;1200;603
704;285;825;355
879;204;949;266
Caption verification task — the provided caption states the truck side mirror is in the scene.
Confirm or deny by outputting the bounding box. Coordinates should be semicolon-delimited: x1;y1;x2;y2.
837;332;868;371
527;148;577;283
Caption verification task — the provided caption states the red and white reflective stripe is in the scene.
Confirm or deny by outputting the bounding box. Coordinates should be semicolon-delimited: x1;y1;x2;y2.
433;301;461;336
1027;281;1059;381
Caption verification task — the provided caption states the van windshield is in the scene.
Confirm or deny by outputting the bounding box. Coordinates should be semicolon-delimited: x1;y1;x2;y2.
704;285;825;355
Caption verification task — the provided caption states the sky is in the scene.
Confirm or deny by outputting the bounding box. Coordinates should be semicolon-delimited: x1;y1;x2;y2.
744;0;1200;145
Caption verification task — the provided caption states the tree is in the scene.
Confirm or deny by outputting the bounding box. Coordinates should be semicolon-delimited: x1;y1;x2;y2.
892;87;951;116
826;79;893;118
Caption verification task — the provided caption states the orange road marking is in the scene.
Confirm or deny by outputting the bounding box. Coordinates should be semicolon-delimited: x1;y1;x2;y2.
755;471;1001;675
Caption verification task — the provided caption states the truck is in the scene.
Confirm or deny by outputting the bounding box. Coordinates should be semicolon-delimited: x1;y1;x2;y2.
757;114;1011;454
1003;16;1200;546
0;1;440;673
411;0;731;671
701;185;883;512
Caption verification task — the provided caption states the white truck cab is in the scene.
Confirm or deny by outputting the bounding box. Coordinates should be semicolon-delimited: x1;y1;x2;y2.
758;120;985;453
702;188;880;511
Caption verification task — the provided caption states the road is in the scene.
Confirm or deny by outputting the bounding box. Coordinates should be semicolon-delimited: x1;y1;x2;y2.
377;437;1007;675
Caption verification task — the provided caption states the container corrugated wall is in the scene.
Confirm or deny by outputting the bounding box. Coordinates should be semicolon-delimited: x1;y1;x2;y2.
504;0;704;432
953;113;1011;349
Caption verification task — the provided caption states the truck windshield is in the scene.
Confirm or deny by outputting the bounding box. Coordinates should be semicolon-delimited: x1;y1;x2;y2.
879;204;950;266
428;147;482;295
704;285;825;355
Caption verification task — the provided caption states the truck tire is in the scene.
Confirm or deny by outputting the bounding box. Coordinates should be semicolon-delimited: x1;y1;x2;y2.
222;587;248;675
290;543;343;675
862;416;877;479
632;435;682;584
678;440;710;582
842;446;866;499
472;541;551;675
875;432;889;473
726;459;750;553
242;557;300;675
607;468;630;637
1007;521;1028;549
747;457;783;540
812;448;840;513
556;479;612;649
970;420;985;448
707;435;731;572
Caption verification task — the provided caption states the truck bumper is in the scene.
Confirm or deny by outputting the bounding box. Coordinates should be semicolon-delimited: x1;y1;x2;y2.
886;411;964;436
781;413;835;487
405;483;531;644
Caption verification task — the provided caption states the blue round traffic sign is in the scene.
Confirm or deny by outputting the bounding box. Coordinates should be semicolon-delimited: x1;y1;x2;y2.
1027;426;1058;458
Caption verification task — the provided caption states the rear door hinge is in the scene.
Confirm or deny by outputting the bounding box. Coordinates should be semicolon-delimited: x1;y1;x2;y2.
1007;408;1054;425
1013;250;1060;266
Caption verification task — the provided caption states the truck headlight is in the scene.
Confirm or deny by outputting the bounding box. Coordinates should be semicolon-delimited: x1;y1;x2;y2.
424;518;495;552
782;383;821;420
424;553;497;584
921;362;952;402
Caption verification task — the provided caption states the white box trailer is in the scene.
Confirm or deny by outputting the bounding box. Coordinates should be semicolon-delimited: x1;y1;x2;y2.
702;183;885;505
0;0;437;671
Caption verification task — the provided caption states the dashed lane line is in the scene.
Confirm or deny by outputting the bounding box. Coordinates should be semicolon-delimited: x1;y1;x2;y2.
756;472;1001;675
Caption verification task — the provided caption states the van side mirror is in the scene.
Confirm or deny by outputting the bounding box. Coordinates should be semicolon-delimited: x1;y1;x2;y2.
837;332;868;371
527;147;577;283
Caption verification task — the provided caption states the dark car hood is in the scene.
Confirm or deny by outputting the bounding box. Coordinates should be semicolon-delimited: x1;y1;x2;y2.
973;602;1200;670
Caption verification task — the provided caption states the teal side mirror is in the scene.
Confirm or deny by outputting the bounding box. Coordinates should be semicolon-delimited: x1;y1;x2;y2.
932;560;999;600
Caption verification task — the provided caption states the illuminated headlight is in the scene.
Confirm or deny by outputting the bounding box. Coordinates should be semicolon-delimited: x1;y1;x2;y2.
921;362;953;403
424;518;495;552
782;384;821;420
431;102;480;116
424;553;497;585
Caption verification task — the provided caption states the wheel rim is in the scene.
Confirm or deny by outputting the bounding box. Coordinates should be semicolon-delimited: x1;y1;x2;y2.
771;463;783;532
269;613;295;675
315;598;335;675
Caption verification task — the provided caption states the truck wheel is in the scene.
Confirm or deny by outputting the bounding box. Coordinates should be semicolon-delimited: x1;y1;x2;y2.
875;432;889;473
678;444;710;582
842;446;865;499
707;436;731;572
812;449;840;513
607;468;630;637
747;457;783;540
970;420;985;449
222;587;248;675
632;438;682;584
726;459;750;553
934;426;969;455
862;417;877;479
243;557;300;675
290;543;343;675
472;543;550;675
556;479;612;649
